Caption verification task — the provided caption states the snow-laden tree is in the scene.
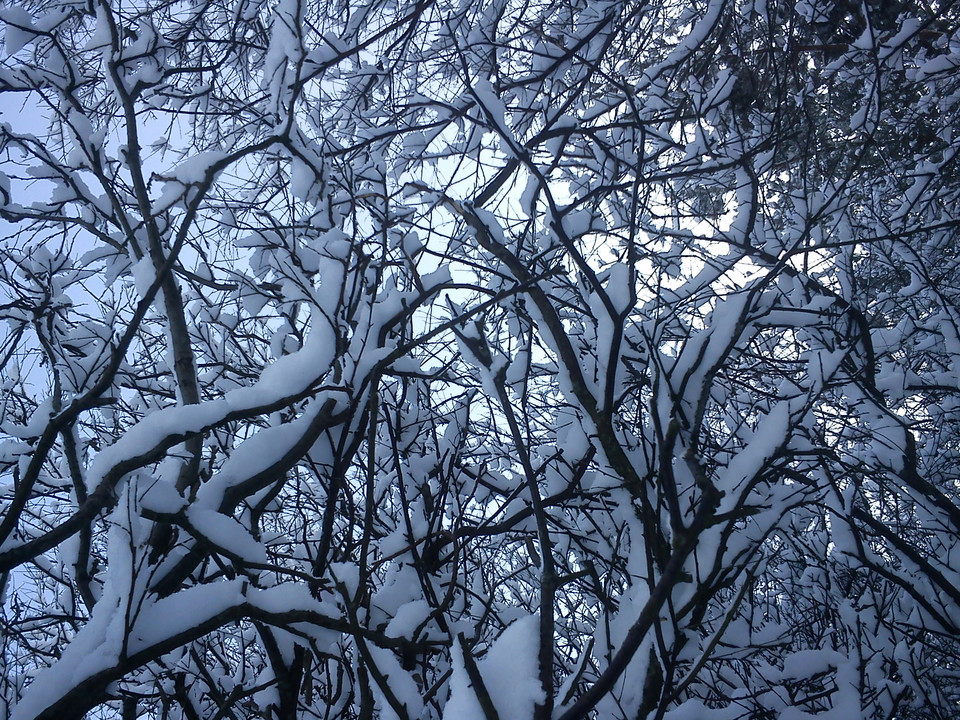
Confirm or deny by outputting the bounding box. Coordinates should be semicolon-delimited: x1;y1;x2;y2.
1;0;959;718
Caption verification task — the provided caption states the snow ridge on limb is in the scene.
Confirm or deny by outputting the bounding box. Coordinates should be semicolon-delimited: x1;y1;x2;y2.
13;580;347;720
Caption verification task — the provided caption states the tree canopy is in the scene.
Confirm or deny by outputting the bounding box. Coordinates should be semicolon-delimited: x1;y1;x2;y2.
1;0;959;718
